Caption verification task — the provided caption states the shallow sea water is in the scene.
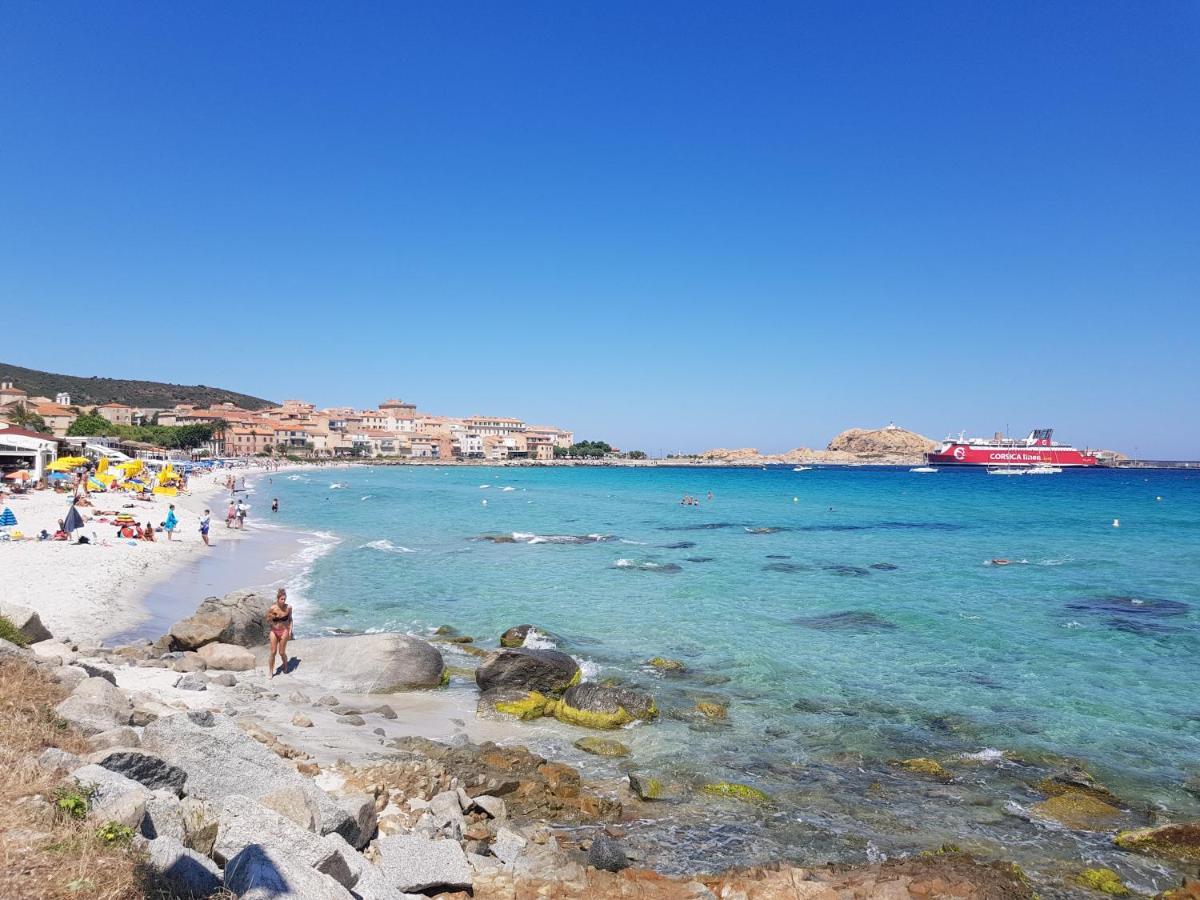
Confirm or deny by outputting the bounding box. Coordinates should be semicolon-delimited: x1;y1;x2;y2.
261;465;1200;893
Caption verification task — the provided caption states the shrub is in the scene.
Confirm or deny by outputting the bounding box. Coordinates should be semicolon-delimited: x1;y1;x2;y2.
0;615;29;647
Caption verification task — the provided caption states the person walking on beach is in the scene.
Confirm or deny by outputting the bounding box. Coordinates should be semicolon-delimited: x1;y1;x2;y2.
226;499;236;528
163;504;178;541
199;509;210;546
236;499;247;529
265;588;293;677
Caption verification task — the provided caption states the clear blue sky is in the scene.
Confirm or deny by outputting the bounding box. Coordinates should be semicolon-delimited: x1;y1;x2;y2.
2;3;1197;457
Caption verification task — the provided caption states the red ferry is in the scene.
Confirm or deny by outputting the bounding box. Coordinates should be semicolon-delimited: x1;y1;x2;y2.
926;428;1099;467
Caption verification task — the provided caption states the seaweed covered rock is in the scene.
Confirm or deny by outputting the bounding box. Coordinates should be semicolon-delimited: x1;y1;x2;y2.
500;625;536;648
553;683;657;730
475;648;579;696
1114;821;1200;863
479;688;559;721
627;773;683;801
1074;868;1130;895
574;737;630;758
645;657;687;674
1032;791;1123;831
892;757;953;782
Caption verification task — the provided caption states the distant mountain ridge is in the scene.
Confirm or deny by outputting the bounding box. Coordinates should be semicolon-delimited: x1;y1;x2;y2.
0;362;275;411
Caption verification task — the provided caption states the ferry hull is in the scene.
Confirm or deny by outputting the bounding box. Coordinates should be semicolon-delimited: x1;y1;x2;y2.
926;444;1098;467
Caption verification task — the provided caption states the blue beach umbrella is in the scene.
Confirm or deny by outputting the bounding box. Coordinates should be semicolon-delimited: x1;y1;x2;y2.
0;507;15;527
62;503;85;535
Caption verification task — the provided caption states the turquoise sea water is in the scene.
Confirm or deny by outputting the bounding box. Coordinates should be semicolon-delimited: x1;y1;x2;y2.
262;465;1200;891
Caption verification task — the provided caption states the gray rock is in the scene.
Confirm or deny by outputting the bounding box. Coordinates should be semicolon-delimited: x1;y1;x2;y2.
69;763;151;827
491;826;528;865
260;785;319;831
588;833;630;872
140;712;358;843
195;589;271;647
30;638;71;662
170;654;207;673
0;637;32;660
147;835;222;897
214;795;355;889
52;665;89;691
130;708;159;727
0;600;52;643
211;672;237;687
279;634;445;692
141;794;185;842
169;610;233;650
55;677;133;736
376;833;473;893
175;671;208;691
468;851;503;873
500;624;536;648
338;714;366;726
38;747;83;772
373;704;397;719
292;712;314;728
316;695;340;706
336;792;378;849
428;790;465;830
223;844;354;899
197;641;256;671
87;727;141;752
475;648;579;696
97;750;188;795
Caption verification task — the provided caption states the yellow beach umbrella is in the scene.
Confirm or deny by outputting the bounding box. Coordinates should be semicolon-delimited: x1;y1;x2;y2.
47;457;88;472
97;457;109;475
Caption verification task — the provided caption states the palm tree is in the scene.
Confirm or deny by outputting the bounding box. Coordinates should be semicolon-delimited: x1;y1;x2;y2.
6;405;47;433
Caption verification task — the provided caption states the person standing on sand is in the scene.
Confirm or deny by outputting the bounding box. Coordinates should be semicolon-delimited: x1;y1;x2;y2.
236;499;247;529
199;509;210;546
265;588;293;677
226;499;236;528
163;504;178;541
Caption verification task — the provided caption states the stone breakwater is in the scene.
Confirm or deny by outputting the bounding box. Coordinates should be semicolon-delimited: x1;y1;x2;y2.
1;596;1195;899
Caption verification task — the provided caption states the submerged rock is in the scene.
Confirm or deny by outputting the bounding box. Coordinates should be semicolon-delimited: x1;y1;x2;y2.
822;564;871;577
870;562;900;571
702;782;769;803
554;683;657;730
644;657;687;674
475;648;580;696
574;737;630;758
892;758;953;782
695;700;728;720
793;611;896;631
627;773;683;801
1074;868;1130;896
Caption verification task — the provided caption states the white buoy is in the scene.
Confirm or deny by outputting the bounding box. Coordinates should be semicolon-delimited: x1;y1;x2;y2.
793;497;799;502
1112;518;1119;528
1156;496;1162;501
482;499;488;506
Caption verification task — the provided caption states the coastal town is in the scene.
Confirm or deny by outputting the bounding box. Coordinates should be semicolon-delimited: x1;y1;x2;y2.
0;378;578;477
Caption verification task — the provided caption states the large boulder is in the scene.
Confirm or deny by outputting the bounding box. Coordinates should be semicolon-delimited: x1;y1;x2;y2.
140;712;363;845
0;601;52;643
223;844;354;899
69;763;152;827
147;836;222;897
212;795;356;889
283;634;444;692
196;642;256;671
376;833;473;894
475;648;579;696
500;624;535;648
55;677;133;736
1114;821;1200;863
168;611;232;651
195;589;271;647
554;683;657;729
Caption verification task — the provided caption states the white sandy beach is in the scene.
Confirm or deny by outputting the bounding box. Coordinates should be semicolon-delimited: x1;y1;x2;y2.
0;466;275;639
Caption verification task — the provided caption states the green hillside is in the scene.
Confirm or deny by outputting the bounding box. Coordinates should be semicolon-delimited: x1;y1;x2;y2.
0;362;275;411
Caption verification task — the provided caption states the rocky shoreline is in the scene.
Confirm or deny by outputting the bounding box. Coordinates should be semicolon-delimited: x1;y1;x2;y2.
1;594;1196;899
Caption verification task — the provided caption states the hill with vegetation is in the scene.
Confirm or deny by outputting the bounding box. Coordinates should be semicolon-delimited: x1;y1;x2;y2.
0;362;274;411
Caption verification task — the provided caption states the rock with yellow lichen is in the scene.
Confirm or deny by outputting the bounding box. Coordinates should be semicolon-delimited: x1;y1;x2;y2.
644;657;687;674
474;647;580;697
1113;821;1200;863
702;782;770;803
552;683;658;730
892;757;953;782
1074;867;1130;895
695;700;727;720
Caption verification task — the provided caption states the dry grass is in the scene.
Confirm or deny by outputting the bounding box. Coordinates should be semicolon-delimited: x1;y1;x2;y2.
0;658;160;899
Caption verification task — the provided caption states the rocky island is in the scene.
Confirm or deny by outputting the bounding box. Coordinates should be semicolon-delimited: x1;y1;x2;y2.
698;424;938;467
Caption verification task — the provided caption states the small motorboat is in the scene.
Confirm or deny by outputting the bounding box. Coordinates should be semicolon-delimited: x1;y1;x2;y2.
1025;465;1063;475
792;466;812;472
909;466;937;473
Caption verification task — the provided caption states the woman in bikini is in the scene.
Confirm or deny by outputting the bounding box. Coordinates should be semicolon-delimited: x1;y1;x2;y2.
266;588;293;677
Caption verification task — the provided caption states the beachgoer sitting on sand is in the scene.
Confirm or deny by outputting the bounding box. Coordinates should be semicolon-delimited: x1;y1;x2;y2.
266;588;293;677
143;522;155;542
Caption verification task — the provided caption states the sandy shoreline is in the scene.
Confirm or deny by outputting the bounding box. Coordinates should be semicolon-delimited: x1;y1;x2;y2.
1;462;323;641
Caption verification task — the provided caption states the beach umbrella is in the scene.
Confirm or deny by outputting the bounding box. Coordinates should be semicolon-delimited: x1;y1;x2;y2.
47;457;86;472
62;503;85;535
0;507;16;527
3;470;30;481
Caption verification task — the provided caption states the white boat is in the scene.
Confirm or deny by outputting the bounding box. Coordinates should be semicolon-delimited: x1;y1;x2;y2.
987;466;1027;476
792;466;812;472
1026;464;1062;475
909;466;937;473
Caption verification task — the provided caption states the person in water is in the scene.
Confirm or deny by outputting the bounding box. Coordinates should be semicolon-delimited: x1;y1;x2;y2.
266;587;293;677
